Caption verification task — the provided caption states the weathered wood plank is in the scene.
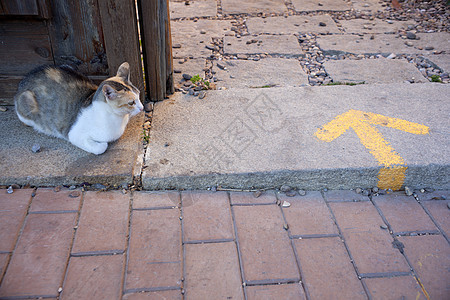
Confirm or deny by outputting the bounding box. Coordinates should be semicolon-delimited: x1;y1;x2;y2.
47;0;108;75
0;19;51;105
0;0;39;16
97;0;144;101
37;0;51;19
0;18;47;35
138;0;174;101
0;19;52;75
0;75;22;105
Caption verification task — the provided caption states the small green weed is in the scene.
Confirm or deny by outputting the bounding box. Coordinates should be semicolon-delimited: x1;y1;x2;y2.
190;74;201;84
430;75;442;82
190;74;212;90
252;84;277;88
326;81;365;86
142;130;150;143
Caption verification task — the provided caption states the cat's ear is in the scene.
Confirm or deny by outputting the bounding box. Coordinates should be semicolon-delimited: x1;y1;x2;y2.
102;84;118;101
116;62;130;81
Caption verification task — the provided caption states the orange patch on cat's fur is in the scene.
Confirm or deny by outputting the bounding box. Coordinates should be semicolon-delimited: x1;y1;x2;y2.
45;68;63;83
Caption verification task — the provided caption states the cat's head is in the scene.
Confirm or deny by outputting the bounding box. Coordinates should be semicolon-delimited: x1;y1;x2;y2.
101;62;144;116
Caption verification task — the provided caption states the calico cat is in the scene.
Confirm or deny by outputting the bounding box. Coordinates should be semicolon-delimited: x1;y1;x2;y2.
14;62;143;155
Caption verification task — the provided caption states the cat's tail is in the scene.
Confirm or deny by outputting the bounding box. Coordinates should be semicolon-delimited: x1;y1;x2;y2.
15;90;39;125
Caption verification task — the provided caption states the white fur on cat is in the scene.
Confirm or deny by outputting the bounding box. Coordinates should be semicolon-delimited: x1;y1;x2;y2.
68;87;143;155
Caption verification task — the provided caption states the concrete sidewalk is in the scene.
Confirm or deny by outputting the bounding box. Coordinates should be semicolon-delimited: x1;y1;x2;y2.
145;0;450;191
1;188;449;299
143;83;449;190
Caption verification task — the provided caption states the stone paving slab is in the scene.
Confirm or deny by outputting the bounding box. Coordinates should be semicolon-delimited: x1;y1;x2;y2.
224;35;303;56
173;58;207;88
323;58;428;84
317;32;450;56
171;19;232;58
171;19;232;36
221;0;288;15
1;188;448;299
291;0;352;12
339;19;417;34
169;0;217;19
212;58;309;88
350;0;385;12
246;15;340;35
0;109;144;187
423;54;450;73
143;84;449;190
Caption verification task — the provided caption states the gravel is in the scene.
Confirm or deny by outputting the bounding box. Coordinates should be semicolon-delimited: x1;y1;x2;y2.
406;32;417;39
405;186;414;196
182;74;192;80
280;185;292;192
31;143;41;153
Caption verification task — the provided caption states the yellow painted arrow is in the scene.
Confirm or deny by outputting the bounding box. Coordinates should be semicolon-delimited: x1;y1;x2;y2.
315;110;429;190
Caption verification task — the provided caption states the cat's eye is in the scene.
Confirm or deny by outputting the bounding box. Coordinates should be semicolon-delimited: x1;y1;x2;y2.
128;101;135;106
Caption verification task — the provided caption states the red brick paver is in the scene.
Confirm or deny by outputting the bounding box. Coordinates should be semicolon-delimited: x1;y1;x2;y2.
330;201;410;275
280;191;338;237
125;208;182;291
0;213;76;298
132;191;180;209
245;283;306;300
30;188;81;212
0;189;32;252
418;190;450;201
62;254;125;300
185;242;243;299
230;190;277;205
0;253;9;282
233;205;300;283
1;188;449;299
294;237;366;299
422;199;450;237
373;193;437;234
182;191;234;242
72;191;130;254
324;190;369;202
363;276;426;299
123;290;182;299
399;235;450;299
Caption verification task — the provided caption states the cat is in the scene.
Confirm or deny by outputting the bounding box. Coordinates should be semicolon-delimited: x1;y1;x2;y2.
14;62;143;155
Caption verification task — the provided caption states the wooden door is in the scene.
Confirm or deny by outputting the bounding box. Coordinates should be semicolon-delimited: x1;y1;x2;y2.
0;0;143;105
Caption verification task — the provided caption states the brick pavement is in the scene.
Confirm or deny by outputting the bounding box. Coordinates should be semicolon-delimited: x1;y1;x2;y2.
0;188;449;299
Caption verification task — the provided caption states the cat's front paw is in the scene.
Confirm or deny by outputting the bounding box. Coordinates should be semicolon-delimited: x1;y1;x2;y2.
88;141;108;155
69;135;108;155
